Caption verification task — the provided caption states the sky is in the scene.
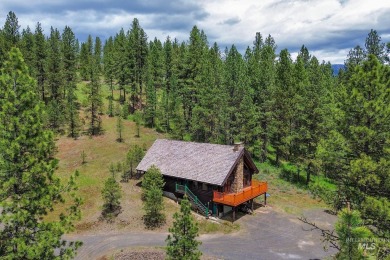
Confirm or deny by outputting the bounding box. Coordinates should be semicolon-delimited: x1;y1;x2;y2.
1;0;390;64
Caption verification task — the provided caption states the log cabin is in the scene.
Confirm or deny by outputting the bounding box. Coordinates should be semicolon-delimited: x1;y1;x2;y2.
136;139;268;220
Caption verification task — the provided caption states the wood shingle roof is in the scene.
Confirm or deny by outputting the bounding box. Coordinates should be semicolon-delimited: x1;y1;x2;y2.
136;139;257;186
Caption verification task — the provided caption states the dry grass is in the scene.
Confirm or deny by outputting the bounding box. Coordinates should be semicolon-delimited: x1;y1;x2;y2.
102;246;219;260
52;113;236;235
52;113;174;233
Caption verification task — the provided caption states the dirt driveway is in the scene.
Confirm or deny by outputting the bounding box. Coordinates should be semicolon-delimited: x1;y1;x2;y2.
70;206;337;259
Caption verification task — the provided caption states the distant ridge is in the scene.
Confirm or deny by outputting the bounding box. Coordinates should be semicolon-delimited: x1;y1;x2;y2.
331;64;345;75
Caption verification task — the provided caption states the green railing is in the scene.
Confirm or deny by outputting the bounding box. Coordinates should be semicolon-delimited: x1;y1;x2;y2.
175;183;209;217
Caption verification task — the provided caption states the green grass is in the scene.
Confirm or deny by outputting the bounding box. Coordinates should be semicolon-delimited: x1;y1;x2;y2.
253;161;330;214
198;219;240;234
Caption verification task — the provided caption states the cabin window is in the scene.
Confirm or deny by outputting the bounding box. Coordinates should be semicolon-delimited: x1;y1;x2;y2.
202;183;207;191
193;181;198;189
243;170;251;187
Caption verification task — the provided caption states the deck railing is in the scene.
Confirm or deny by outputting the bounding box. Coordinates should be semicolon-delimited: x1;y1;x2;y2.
175;183;209;217
213;180;267;207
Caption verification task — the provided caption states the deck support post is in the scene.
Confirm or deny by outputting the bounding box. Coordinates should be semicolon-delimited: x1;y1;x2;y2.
264;193;267;205
251;199;254;212
233;207;236;221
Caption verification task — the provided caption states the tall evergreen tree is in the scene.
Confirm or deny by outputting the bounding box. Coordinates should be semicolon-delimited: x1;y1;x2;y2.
116;115;123;142
142;166;165;228
85;64;103;135
319;55;390;254
19;26;35;74
61;26;81;138
166;195;202;260
191;42;224;143
222;45;250;144
145;37;164;128
365;29;387;63
247;33;277;160
61;26;77;96
2;11;20;51
34;22;47;102
0;47;81;259
179;26;208;131
114;28;130;103
103;36;115;99
271;49;295;164
79;35;93;81
127;18;148;112
66;88;81;139
94;36;102;73
47;27;65;132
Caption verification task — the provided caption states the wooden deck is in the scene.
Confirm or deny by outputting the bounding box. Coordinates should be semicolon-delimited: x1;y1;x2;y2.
213;180;268;207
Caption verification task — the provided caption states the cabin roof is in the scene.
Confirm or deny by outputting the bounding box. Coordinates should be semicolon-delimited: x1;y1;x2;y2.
136;139;258;186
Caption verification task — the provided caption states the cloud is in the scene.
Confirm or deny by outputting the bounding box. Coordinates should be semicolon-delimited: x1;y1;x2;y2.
1;0;389;63
219;17;241;26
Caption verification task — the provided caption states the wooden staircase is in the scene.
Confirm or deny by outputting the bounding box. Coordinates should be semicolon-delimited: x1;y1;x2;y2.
175;183;209;217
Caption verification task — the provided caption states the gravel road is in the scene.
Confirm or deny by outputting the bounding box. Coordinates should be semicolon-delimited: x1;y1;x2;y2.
69;206;337;260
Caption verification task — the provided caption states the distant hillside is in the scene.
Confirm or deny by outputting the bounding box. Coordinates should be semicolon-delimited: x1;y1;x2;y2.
331;64;345;75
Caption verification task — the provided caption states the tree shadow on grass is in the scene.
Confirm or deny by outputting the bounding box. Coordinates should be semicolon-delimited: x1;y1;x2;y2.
99;206;122;223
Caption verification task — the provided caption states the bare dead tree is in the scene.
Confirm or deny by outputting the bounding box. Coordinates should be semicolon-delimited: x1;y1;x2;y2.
299;216;340;251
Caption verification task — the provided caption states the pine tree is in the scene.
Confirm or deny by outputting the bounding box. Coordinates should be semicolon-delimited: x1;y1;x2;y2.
85;37;103;136
271;49;295;164
335;208;373;259
107;95;114;117
190;41;224;143
0;47;82;259
19;26;35;74
258;35;277;161
141;165;165;200
125;144;145;180
319;54;390;253
142;166;165;228
365;29;386;63
0;29;6;66
79;42;89;80
179;26;208;132
134;110;142;137
101;174;122;219
145;37;164;128
62;26;80;138
113;28;130;103
61;26;77;98
94;36;102;74
288;50;310;181
79;35;93;81
103;36;115;99
127;18;148;112
221;45;249;144
47;27;65;132
166;196;202;260
116;115;123;142
2;11;20;51
33;22;47;102
85;72;103;135
67;88;81;139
